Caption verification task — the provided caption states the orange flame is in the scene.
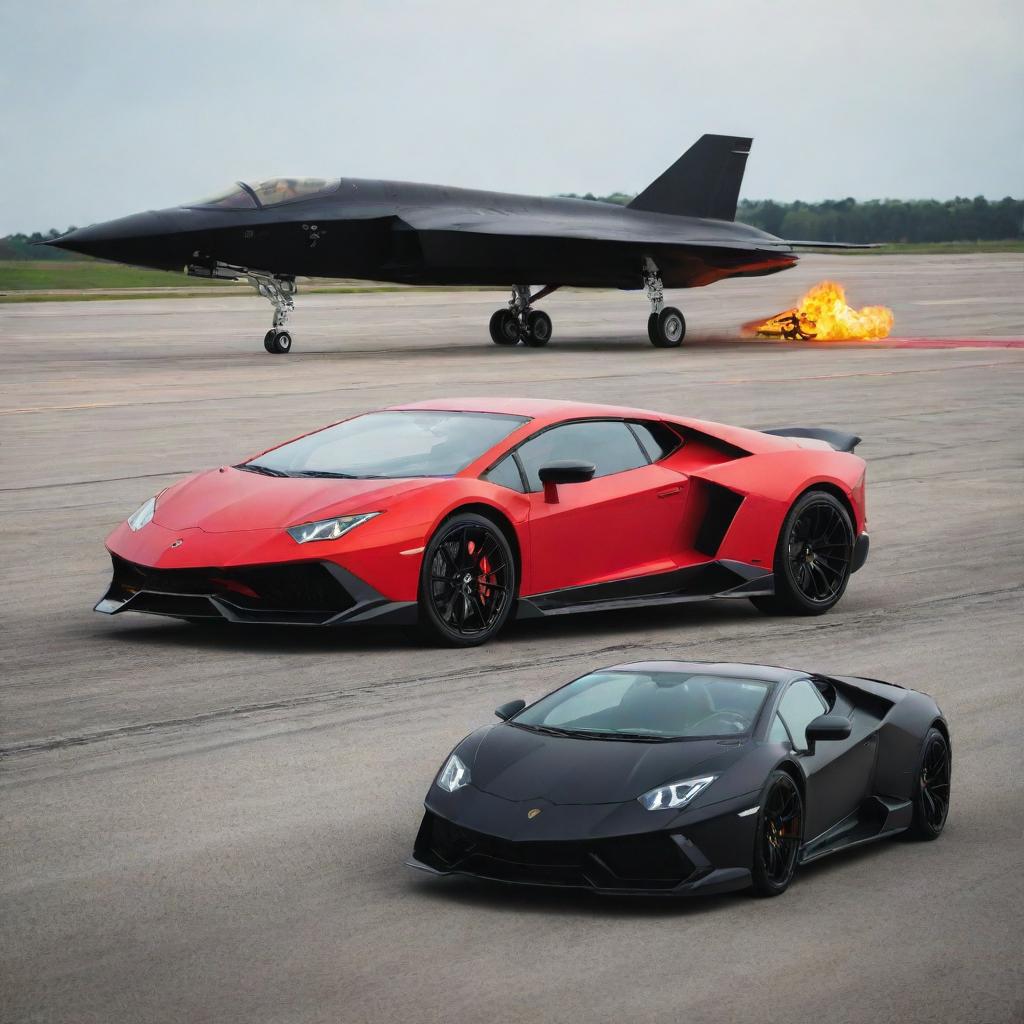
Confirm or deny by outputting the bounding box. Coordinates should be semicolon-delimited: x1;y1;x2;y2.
748;281;894;341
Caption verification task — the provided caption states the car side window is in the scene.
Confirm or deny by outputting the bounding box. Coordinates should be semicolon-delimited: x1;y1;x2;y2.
778;679;828;751
515;421;647;492
483;455;525;493
769;714;791;744
630;421;682;461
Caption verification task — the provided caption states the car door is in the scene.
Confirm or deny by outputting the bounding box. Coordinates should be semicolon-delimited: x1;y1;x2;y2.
777;678;876;840
514;419;688;595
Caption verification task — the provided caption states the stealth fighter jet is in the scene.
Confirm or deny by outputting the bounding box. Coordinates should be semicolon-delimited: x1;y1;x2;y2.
47;134;865;354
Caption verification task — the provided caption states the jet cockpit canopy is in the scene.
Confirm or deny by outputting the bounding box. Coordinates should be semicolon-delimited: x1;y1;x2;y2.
187;178;341;209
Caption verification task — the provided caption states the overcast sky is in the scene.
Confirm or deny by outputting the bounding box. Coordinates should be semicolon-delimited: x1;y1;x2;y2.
1;0;1021;234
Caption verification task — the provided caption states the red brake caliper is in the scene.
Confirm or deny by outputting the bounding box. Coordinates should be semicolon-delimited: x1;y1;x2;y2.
478;554;493;604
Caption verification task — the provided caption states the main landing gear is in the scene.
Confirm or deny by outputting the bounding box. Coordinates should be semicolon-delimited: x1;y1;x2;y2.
485;262;686;350
643;256;686;348
488;285;556;348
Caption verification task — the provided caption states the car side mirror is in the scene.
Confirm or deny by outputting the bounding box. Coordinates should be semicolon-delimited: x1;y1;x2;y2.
538;460;596;504
805;713;851;754
495;699;526;721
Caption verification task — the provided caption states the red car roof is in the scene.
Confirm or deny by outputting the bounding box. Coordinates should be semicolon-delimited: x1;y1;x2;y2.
391;396;665;426
388;396;803;455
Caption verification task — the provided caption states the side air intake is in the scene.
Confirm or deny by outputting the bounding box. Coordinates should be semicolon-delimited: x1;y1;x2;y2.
694;482;744;556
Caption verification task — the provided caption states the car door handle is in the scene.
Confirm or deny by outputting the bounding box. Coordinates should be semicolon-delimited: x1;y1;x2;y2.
657;486;684;498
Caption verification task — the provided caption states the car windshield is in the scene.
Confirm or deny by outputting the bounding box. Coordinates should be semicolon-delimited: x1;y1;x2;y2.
512;670;772;740
245;410;527;479
186;178;340;209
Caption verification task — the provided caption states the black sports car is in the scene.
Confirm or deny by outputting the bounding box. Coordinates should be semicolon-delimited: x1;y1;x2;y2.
410;661;950;897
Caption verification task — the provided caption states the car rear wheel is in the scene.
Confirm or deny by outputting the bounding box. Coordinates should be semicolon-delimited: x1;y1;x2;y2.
751;490;854;616
908;728;950;840
418;513;516;647
751;770;803;897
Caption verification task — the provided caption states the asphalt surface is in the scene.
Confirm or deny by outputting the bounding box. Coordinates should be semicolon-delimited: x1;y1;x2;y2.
2;254;1023;1024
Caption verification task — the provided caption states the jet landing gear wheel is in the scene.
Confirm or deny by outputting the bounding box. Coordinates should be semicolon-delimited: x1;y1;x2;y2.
648;307;686;348
641;258;684;348
418;512;516;647
490;285;556;348
909;728;951;840
264;329;292;354
751;490;854;616
489;309;519;346
751;770;803;897
524;309;552;347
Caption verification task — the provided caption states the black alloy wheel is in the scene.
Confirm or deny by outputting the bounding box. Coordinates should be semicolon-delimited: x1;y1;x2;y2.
489;309;520;345
752;490;854;616
419;513;516;646
909;728;951;839
751;770;803;897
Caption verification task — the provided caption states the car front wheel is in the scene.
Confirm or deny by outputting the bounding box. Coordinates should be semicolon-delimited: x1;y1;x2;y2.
751;770;803;897
418;512;516;647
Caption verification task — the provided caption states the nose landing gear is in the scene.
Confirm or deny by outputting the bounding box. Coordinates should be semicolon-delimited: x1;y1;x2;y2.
247;271;296;354
187;260;298;354
488;285;556;347
643;257;686;347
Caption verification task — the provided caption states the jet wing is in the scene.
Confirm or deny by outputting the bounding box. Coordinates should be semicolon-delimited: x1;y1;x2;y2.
396;206;793;254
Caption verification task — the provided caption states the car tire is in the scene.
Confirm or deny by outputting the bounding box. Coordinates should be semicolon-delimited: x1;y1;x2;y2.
750;770;803;897
751;490;854;616
908;727;951;840
417;512;517;647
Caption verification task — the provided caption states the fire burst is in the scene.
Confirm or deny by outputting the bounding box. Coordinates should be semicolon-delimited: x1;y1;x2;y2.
749;281;895;341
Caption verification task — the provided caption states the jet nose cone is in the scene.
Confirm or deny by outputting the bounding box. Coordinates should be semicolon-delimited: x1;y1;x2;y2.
44;213;163;262
43;211;188;272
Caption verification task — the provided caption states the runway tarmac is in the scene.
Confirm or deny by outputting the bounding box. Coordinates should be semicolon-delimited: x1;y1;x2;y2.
2;254;1023;1023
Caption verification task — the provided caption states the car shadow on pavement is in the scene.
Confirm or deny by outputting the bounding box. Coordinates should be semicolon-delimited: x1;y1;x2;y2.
406;873;749;918
95;597;766;656
97;619;418;655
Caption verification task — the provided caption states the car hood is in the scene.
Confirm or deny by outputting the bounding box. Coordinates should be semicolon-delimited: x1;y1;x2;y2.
464;723;746;806
153;467;437;533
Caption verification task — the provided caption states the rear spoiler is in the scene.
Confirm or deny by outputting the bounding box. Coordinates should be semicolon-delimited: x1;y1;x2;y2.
761;427;861;453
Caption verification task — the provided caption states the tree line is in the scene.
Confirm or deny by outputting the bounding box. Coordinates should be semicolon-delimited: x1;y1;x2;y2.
0;228;80;260
3;195;1022;258
560;195;1023;243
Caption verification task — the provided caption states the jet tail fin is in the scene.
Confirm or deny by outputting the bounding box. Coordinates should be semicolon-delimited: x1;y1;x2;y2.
628;134;752;221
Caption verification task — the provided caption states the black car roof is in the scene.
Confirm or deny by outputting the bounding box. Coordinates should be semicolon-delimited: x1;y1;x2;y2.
607;661;805;684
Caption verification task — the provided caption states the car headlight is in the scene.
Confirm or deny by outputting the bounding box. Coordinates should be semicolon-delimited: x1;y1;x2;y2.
638;775;717;811
437;753;470;793
286;512;381;545
127;496;157;532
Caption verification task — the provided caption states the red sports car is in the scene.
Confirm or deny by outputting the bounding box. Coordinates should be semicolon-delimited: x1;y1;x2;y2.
97;398;869;646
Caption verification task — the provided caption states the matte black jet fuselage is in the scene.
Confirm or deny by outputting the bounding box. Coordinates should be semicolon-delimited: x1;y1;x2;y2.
55;179;796;290
52;135;865;352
